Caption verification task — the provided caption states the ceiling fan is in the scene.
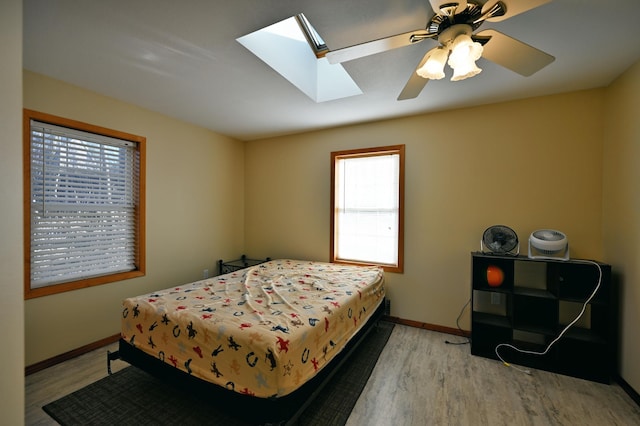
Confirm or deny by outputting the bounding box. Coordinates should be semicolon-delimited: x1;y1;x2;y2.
325;0;555;100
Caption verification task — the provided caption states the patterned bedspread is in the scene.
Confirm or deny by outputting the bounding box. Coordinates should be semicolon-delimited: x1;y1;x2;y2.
121;259;385;398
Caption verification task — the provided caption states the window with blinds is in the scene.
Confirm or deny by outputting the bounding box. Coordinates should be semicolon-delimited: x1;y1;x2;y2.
331;145;404;273
24;110;145;298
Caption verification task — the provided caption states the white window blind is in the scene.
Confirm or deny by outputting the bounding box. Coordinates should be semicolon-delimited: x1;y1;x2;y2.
29;119;140;288
335;152;400;266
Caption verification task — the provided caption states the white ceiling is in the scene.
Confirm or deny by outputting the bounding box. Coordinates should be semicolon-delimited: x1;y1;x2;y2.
23;0;640;141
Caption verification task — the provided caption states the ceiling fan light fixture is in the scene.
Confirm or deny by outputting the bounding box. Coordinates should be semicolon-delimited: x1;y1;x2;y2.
450;58;482;81
416;47;449;80
448;33;483;81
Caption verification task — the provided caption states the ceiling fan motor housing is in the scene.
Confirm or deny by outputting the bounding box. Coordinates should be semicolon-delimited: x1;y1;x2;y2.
428;1;484;37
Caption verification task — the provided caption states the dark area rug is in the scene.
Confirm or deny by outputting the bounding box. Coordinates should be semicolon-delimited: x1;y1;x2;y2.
44;321;394;426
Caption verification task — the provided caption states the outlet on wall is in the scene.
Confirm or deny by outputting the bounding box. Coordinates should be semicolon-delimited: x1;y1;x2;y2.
203;269;209;279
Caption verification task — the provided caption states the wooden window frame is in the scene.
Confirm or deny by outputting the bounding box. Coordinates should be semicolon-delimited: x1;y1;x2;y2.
23;109;146;299
331;145;405;273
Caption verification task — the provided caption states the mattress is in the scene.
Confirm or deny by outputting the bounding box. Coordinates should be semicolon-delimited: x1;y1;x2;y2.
121;259;385;398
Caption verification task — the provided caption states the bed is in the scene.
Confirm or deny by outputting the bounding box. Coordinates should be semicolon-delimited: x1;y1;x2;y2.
114;259;386;423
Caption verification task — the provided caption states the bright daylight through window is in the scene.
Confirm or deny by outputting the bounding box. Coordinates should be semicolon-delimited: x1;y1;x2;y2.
237;13;362;102
24;110;146;299
331;145;404;273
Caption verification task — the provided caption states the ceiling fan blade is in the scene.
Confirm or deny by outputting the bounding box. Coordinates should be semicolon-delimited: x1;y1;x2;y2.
429;1;467;15
482;0;552;23
477;29;554;76
326;29;432;64
397;51;432;100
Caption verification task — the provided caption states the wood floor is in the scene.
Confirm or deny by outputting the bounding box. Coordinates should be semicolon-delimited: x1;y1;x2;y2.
25;341;126;426
26;324;640;425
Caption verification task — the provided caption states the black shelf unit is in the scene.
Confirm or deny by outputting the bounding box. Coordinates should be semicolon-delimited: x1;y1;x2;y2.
470;252;616;383
218;254;271;275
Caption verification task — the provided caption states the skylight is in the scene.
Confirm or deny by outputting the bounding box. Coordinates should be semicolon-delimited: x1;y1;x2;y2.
296;13;328;53
237;14;362;103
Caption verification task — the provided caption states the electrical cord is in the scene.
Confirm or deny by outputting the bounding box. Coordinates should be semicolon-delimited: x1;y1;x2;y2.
445;298;471;345
495;259;603;375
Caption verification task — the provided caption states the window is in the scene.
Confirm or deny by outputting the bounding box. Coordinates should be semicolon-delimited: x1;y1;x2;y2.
236;14;362;102
23;109;145;299
331;145;404;273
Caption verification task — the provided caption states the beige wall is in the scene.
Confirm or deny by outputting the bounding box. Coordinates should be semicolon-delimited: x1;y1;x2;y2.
245;90;606;329
0;0;24;423
16;43;640;404
23;71;246;365
603;59;640;392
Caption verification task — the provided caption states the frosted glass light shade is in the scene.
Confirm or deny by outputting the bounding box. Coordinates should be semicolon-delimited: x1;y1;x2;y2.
450;59;482;81
448;33;483;81
416;47;448;80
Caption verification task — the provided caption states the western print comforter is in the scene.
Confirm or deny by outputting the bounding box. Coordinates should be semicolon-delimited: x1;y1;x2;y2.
121;259;385;398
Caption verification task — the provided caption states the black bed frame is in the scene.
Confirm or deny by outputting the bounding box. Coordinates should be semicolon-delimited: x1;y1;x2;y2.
107;298;388;425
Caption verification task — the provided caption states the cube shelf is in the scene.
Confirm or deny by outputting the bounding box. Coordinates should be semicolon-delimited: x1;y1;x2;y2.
470;252;616;383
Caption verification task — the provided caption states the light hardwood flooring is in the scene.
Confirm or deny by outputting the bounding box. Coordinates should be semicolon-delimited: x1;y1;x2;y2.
347;325;640;426
26;324;640;425
25;341;127;426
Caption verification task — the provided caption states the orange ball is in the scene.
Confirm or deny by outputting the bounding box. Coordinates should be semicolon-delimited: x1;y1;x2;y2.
486;265;504;287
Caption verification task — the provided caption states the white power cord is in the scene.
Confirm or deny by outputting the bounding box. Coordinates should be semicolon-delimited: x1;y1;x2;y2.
495;259;603;375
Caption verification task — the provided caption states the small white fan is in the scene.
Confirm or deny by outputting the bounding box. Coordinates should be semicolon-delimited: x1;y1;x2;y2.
528;229;569;260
